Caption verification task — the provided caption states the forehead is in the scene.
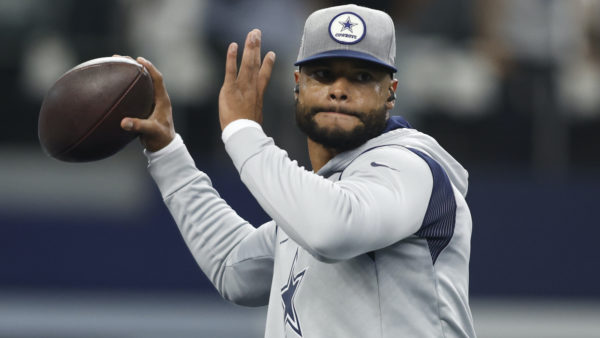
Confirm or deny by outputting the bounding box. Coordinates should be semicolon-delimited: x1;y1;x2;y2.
299;58;391;74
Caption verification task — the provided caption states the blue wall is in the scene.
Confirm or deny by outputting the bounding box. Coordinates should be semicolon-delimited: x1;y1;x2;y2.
2;160;599;298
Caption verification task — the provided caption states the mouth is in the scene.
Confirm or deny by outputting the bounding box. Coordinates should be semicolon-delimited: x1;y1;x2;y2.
313;111;361;128
317;111;355;118
311;107;360;119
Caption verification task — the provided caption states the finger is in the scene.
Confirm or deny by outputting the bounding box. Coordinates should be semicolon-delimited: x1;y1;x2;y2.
257;51;276;99
223;43;238;85
237;29;261;82
136;57;171;108
121;117;159;136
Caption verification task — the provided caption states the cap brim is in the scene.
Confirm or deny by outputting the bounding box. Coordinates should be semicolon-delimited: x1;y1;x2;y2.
294;50;397;73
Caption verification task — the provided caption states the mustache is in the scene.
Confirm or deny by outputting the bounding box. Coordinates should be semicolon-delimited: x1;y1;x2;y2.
308;106;362;118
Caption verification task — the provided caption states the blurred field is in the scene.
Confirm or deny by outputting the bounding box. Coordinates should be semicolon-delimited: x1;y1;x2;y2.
1;290;599;338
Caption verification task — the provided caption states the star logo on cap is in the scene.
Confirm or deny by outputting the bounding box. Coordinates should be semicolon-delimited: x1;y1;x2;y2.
328;12;366;45
338;16;357;33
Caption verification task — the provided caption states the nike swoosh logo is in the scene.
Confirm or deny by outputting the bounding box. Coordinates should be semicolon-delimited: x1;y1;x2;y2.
370;161;400;172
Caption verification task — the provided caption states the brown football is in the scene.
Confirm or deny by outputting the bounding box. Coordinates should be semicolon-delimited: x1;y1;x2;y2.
38;56;154;162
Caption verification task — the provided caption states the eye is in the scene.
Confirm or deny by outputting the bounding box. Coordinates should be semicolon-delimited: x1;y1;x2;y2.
312;69;331;80
356;72;373;82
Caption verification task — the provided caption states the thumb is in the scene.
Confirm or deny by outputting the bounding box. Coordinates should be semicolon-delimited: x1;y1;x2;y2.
121;117;158;136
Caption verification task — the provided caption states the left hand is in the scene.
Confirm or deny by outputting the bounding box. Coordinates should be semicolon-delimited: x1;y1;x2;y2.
118;55;175;152
218;29;276;130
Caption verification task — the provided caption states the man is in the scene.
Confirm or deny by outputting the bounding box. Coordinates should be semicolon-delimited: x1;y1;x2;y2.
122;4;475;337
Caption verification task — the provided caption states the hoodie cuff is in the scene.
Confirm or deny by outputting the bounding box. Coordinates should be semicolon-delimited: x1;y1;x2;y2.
224;125;274;174
145;134;201;198
222;119;263;144
143;134;184;164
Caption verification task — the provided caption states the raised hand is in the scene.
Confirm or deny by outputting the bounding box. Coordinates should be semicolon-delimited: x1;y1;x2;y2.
219;29;276;130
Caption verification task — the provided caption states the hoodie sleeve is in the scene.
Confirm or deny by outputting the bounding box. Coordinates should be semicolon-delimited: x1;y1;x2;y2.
225;127;433;262
146;135;275;306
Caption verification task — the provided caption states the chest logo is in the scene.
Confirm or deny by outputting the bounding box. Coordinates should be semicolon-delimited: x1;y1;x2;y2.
281;249;308;336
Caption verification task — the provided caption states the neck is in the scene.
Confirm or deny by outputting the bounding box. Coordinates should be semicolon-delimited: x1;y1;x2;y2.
307;137;339;173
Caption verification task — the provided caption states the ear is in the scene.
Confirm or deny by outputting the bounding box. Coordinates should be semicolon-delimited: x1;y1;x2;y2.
385;78;399;110
294;70;300;100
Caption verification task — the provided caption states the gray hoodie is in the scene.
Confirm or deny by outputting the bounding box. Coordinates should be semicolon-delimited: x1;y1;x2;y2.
147;119;475;338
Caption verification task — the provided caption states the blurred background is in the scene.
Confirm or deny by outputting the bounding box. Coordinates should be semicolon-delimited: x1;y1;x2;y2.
1;0;600;337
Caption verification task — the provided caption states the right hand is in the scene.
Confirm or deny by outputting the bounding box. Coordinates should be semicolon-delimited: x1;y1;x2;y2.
120;57;175;152
218;29;275;130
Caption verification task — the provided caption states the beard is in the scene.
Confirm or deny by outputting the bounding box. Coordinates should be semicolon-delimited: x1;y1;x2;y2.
295;101;388;152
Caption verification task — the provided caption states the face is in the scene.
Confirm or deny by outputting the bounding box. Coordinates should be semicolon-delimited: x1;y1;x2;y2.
294;58;397;152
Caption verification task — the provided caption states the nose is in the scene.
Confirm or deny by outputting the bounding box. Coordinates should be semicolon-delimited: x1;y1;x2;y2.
328;77;349;102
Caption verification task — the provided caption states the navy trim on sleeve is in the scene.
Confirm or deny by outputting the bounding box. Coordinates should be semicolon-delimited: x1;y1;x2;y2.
407;148;457;265
337;144;456;264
